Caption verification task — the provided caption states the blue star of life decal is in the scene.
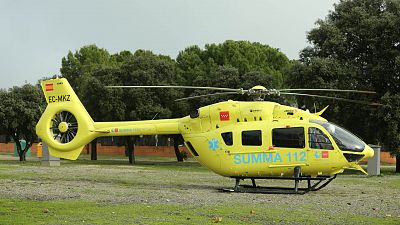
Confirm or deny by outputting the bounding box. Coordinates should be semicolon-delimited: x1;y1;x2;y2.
208;138;219;151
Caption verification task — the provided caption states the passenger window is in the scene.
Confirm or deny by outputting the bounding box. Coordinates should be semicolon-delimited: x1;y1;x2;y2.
272;127;305;148
242;130;262;146
308;127;334;150
221;132;233;146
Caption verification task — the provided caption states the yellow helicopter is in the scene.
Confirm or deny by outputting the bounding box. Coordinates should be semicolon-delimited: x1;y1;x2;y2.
36;78;377;194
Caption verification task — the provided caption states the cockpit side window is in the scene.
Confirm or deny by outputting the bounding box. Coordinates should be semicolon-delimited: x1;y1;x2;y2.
242;130;262;146
272;127;305;148
308;127;334;150
221;132;233;146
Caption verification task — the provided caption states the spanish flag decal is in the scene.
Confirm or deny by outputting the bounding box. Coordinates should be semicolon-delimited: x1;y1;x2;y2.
45;83;54;92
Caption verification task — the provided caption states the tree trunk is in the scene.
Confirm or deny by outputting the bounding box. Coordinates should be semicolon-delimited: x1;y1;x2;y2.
9;133;33;162
21;141;33;161
15;141;23;161
127;137;135;164
13;137;25;162
173;135;183;162
91;139;97;160
396;155;400;173
19;153;26;161
19;148;27;161
17;143;32;162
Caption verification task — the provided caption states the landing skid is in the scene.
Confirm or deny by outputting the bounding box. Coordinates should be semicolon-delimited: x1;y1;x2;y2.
222;167;337;194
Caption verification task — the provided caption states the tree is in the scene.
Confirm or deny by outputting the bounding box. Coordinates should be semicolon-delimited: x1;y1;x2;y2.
189;65;241;108
115;50;186;163
378;93;400;172
61;44;116;90
177;40;292;108
287;0;400;171
79;74;126;160
0;85;44;161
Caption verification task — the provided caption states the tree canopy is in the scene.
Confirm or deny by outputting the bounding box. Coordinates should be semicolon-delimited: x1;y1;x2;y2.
177;40;290;87
177;40;291;107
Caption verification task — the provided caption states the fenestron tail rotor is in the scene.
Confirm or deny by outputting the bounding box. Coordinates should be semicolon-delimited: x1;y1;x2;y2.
50;111;78;144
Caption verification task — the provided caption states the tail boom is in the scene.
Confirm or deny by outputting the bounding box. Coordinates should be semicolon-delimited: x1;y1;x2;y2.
94;119;180;136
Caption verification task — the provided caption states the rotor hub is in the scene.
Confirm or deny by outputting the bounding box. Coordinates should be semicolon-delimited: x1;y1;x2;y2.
58;122;68;133
250;85;267;91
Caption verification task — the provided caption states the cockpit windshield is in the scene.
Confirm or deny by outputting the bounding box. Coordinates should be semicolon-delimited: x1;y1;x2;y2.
310;120;365;152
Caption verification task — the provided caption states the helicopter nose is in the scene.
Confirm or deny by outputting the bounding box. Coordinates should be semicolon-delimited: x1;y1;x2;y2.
363;145;375;159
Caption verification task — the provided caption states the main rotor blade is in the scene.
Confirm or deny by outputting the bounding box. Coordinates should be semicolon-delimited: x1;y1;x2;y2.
174;92;239;102
278;88;376;94
106;85;243;93
280;92;382;106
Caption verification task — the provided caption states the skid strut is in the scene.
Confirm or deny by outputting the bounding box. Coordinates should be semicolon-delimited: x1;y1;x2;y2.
224;167;337;194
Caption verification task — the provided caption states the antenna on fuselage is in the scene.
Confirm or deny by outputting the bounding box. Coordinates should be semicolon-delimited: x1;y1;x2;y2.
314;102;317;113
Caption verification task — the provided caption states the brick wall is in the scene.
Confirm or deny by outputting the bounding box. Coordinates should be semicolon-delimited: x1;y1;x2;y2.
0;143;191;158
85;144;191;157
380;152;396;164
0;143;39;153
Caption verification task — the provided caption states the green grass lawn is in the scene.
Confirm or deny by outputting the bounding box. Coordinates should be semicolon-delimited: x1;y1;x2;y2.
2;199;398;225
0;156;399;225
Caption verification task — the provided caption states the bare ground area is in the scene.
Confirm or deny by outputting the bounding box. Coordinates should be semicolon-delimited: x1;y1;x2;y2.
0;156;399;224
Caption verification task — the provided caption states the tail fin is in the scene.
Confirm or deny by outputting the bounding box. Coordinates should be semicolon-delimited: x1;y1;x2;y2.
36;78;97;160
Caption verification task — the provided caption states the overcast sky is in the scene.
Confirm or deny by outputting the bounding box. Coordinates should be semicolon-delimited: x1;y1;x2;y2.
0;0;339;89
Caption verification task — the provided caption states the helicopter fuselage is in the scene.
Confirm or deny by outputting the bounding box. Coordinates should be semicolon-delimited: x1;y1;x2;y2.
178;100;374;177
